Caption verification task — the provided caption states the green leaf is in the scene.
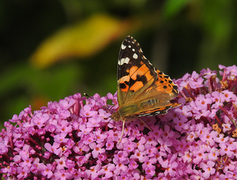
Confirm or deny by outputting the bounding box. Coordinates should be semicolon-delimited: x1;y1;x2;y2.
163;0;192;19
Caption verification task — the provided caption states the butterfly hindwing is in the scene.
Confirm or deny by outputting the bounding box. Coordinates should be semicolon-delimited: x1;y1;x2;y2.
133;69;180;116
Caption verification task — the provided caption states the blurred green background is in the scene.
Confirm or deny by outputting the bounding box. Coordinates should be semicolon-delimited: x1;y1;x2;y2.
0;0;237;128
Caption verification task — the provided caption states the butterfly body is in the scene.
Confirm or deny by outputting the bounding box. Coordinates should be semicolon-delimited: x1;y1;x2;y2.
111;35;180;142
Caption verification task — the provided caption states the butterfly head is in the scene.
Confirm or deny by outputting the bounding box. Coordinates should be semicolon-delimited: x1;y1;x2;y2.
110;111;120;122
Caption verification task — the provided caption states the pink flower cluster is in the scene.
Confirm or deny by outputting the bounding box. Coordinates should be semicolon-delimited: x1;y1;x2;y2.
1;65;237;179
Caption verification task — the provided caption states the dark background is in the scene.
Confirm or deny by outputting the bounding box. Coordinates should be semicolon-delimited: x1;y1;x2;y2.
0;0;237;128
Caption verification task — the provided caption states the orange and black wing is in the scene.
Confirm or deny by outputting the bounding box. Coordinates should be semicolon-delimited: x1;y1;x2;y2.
117;35;157;107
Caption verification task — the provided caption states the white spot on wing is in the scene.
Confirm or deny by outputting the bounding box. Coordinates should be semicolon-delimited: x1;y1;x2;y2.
124;57;130;64
133;53;138;59
121;44;126;50
118;57;130;65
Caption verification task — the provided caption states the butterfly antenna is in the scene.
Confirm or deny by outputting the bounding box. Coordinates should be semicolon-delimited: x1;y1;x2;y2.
83;92;112;112
117;119;125;144
83;93;115;126
83;93;89;97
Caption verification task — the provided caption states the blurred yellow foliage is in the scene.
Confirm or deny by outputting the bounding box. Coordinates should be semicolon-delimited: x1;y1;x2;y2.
30;14;132;68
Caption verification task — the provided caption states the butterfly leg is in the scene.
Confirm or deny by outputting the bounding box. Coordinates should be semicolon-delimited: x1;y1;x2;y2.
117;119;126;144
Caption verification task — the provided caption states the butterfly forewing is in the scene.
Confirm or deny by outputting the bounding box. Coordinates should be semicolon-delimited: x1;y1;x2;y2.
117;36;157;106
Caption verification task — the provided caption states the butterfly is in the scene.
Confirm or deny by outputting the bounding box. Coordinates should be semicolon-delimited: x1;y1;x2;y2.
111;35;180;143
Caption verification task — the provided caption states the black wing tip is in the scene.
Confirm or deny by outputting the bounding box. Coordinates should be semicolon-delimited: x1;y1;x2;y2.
124;35;135;42
122;35;140;48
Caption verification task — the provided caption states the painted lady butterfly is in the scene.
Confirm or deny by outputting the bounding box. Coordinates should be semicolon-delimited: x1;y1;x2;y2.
111;35;180;143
